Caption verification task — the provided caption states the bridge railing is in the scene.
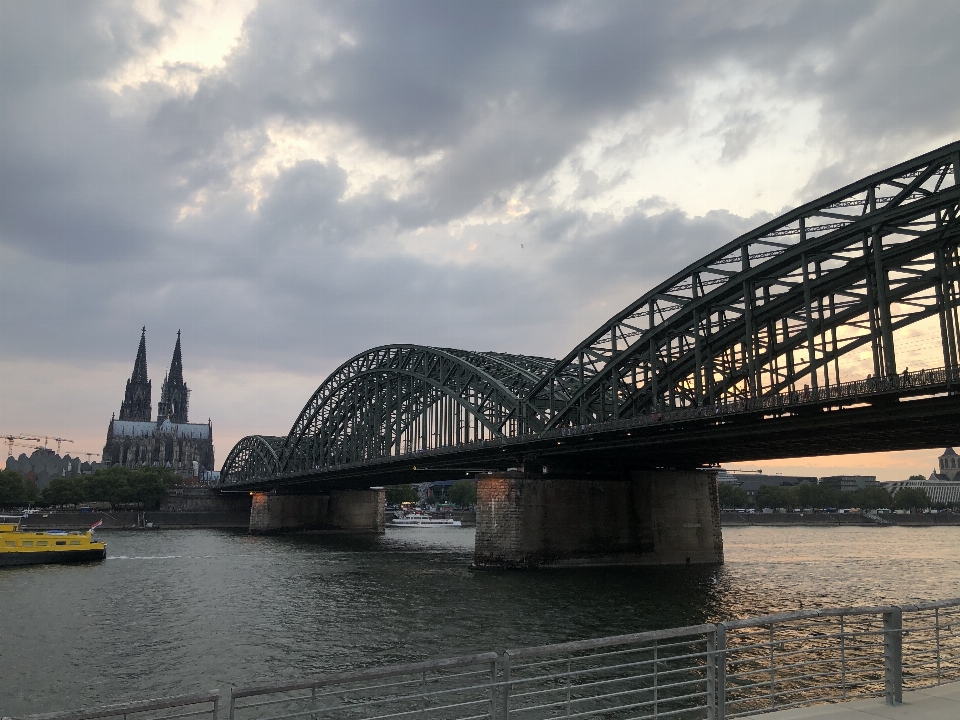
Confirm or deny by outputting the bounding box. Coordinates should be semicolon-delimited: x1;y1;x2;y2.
12;599;960;720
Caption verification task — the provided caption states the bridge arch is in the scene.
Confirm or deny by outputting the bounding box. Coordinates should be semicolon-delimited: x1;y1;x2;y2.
220;435;285;485
277;345;557;474
525;141;960;429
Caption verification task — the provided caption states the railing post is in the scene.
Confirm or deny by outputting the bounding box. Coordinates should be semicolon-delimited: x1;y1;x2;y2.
489;659;498;720
935;608;942;684
716;624;727;720
653;639;659;717
840;615;847;700
212;691;220;720
768;625;776;709
228;686;235;720
883;608;903;706
706;632;716;720
500;651;511;720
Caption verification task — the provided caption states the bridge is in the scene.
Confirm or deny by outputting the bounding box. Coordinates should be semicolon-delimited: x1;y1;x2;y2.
220;141;960;567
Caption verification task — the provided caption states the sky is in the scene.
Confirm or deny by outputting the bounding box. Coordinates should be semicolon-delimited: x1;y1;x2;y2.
1;0;958;480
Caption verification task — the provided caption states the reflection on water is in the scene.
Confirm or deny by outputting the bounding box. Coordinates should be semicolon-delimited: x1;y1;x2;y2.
2;525;959;714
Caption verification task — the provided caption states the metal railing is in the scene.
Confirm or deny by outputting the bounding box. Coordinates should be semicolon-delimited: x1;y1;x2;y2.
9;599;960;720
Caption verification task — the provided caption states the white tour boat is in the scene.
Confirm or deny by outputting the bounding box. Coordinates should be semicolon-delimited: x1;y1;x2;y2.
389;511;462;527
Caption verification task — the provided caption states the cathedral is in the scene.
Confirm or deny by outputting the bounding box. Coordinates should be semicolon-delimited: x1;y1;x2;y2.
102;329;214;479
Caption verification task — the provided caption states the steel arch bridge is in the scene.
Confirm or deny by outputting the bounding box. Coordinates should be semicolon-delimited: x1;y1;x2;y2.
222;141;960;489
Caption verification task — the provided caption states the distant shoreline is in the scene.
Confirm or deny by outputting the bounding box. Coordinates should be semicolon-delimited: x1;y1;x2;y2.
721;511;960;526
17;510;250;531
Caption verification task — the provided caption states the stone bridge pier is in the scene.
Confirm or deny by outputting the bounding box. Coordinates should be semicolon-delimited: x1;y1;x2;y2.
474;470;723;568
249;489;386;534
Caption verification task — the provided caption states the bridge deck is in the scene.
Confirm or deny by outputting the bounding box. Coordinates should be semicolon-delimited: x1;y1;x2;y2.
756;681;960;720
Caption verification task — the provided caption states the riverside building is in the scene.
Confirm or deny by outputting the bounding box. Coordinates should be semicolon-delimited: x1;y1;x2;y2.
881;449;960;505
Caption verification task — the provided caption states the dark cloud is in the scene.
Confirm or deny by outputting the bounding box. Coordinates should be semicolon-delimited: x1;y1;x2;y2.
1;0;958;451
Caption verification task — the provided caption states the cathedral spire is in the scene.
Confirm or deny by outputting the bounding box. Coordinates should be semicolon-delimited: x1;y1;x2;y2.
118;327;152;422
168;330;184;386
158;330;189;424
132;326;148;383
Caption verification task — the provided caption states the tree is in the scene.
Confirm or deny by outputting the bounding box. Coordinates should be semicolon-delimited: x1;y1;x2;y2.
0;469;37;508
908;474;927;482
893;487;930;511
718;483;750;509
385;484;418;504
42;476;87;506
797;483;840;509
848;486;892;510
756;484;798;510
447;479;478;507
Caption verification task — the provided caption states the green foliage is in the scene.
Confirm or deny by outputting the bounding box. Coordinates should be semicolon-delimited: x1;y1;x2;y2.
718;483;750;509
893;487;930;510
908;474;928;482
447;479;478;507
0;469;38;508
40;466;180;509
846;486;892;510
385;484;419;504
797;483;841;509
756;484;799;510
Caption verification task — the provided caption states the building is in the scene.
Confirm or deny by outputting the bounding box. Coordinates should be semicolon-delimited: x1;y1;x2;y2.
880;449;960;505
5;449;101;490
102;329;214;479
819;475;878;493
718;471;816;500
933;447;959;481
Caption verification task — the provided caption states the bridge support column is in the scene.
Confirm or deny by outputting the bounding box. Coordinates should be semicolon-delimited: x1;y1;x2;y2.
249;489;385;535
474;470;722;568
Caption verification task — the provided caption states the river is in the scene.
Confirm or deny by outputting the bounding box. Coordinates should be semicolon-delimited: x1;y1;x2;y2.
2;525;959;715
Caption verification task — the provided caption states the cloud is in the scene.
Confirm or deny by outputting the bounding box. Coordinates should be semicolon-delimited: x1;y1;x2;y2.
1;0;956;473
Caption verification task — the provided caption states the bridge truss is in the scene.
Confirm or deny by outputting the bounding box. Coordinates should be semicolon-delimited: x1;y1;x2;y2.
221;141;960;487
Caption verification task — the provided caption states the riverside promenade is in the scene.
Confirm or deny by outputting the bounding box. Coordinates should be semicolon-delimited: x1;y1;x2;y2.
760;682;960;720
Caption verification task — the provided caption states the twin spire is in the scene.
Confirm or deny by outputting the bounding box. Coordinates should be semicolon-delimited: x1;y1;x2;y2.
118;328;190;424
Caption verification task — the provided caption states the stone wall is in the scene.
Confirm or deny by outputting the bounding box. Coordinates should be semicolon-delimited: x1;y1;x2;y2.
249;490;386;534
475;470;723;568
161;487;252;513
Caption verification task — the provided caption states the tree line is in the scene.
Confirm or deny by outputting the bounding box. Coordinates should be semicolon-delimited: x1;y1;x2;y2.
384;479;478;507
718;477;941;512
0;466;181;510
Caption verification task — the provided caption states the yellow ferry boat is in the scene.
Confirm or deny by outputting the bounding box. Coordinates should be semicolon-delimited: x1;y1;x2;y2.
0;516;106;567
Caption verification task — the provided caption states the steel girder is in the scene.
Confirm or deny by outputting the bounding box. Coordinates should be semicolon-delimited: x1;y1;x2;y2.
220;435;285;485
276;345;557;476
524;141;960;430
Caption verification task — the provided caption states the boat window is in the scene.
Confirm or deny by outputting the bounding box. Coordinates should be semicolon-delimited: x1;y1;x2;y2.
70;540;81;546
22;541;33;547
56;540;67;546
4;541;14;547
37;540;48;546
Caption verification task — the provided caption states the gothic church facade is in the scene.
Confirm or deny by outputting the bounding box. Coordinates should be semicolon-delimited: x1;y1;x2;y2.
103;329;214;478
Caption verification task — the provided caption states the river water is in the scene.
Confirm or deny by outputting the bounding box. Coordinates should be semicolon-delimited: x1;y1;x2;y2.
2;525;959;715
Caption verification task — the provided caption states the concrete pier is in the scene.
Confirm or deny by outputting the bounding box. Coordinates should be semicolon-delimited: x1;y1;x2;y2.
249;489;385;534
474;469;723;568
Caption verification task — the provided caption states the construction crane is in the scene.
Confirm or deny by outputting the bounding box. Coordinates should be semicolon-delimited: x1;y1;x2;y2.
83;452;101;464
41;436;74;454
4;434;41;457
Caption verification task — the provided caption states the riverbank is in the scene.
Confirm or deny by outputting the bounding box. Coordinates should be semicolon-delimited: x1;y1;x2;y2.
19;510;250;530
721;511;960;526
